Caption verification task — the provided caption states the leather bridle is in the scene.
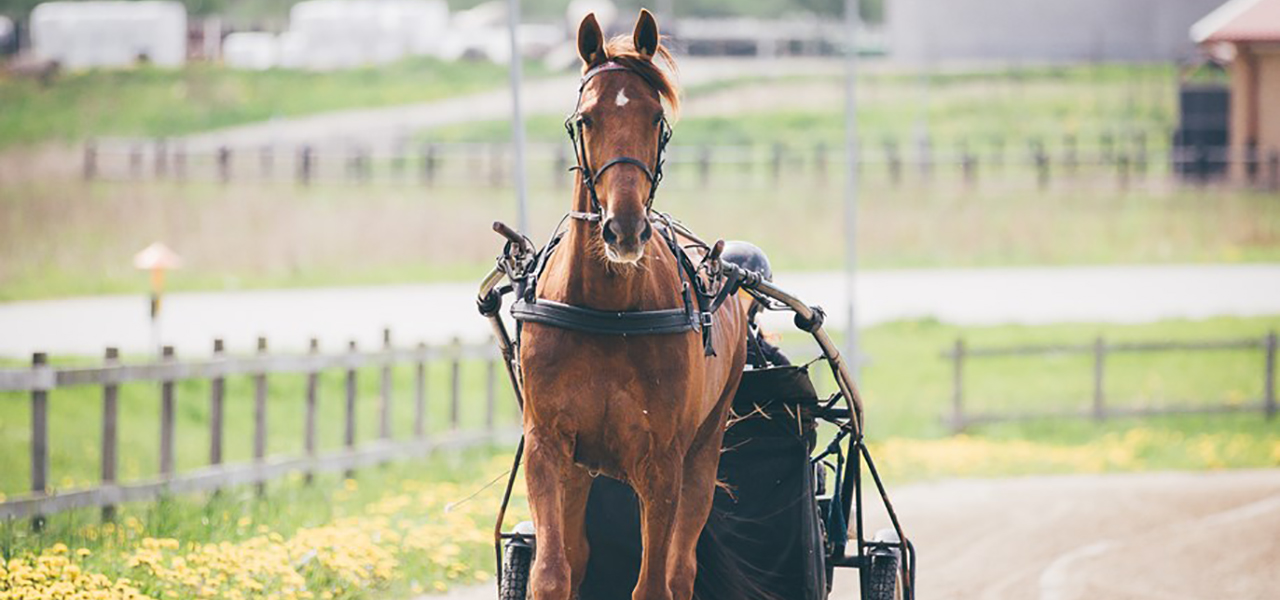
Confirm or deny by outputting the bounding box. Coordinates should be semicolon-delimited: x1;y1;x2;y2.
564;61;673;224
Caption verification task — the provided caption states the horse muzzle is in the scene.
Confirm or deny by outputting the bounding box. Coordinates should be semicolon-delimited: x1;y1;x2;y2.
601;215;653;263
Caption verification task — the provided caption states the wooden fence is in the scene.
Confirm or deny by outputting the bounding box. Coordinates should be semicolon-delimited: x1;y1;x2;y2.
81;136;1280;193
0;330;518;522
943;331;1278;432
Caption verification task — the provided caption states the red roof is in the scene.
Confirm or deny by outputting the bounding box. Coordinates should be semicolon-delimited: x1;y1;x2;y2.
1192;0;1280;43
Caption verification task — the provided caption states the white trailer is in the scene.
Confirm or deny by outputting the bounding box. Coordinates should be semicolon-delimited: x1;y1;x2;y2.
30;1;186;68
286;0;448;70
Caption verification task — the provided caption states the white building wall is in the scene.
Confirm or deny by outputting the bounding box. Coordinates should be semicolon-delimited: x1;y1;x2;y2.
30;1;187;68
889;0;1225;63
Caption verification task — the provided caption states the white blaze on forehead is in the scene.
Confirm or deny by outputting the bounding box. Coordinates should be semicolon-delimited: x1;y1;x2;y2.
615;88;630;107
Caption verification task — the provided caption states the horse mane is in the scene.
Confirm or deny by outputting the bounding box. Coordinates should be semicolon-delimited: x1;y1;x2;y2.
599;35;682;117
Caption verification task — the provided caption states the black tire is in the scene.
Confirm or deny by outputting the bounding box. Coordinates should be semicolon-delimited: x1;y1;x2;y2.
861;529;903;600
499;541;533;600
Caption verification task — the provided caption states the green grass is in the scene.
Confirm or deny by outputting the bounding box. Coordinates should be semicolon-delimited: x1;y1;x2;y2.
1;316;1277;598
3;176;1277;302
429;63;1178;154
0;58;531;148
0;355;519;496
0;448;526;599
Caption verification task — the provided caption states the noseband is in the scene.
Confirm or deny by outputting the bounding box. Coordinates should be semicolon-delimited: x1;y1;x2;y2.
565;61;674;224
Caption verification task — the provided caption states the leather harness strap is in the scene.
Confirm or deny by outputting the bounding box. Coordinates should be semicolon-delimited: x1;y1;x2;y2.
502;62;733;357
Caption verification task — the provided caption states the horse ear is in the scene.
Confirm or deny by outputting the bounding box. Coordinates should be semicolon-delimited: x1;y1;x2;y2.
633;8;659;59
577;13;606;67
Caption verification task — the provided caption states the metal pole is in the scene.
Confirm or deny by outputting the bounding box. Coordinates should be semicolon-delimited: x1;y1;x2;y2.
843;0;861;377
506;0;529;233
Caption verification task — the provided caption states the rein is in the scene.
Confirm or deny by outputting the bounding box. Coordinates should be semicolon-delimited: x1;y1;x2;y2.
564;61;673;224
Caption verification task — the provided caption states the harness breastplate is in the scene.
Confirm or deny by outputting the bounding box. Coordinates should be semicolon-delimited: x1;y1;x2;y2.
509;216;739;356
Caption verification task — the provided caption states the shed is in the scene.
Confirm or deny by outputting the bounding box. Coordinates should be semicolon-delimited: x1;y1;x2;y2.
1192;0;1280;179
30;1;186;68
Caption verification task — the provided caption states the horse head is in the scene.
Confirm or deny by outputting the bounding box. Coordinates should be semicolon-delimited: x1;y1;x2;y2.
569;10;679;264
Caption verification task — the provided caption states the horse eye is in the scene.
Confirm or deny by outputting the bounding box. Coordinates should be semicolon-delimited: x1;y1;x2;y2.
653;114;664;126
580;115;594;128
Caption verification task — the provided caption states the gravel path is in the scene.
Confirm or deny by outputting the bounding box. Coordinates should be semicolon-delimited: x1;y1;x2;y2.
416;469;1280;599
1;264;1277;357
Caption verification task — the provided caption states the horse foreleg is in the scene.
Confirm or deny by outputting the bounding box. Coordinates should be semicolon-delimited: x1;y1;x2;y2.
632;450;684;600
667;417;730;600
525;430;588;600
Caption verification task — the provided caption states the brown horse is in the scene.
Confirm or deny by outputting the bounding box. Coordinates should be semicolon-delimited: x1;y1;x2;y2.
518;9;748;600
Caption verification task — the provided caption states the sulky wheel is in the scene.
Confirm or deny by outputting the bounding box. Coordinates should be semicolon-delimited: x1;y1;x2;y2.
499;522;535;600
861;529;903;600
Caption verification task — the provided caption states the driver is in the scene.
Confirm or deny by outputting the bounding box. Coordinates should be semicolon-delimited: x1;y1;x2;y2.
721;241;790;369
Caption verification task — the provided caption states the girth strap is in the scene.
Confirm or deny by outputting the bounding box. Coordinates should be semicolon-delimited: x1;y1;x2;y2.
510;299;699;336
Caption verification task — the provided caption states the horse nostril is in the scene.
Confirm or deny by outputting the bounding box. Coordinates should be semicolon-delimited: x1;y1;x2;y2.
639;221;653;244
602;218;619;245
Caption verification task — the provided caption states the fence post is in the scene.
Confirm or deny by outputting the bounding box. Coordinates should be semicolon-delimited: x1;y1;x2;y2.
217;146;231;184
555;145;568;188
84;141;98;180
415;342;427;439
259;145;273;179
950;339;964;433
130;144;143;179
1093;337;1106;421
173;144;187;181
1134;132;1147;177
885;140;901;187
961;143;977;187
1268;150;1279;193
1064;134;1077;177
380;328;392;440
298;145;314;185
1033;142;1050;190
253;337;268;473
101;347;119;521
771;143;784;186
450;338;461;430
344;340;358;478
210;339;225;467
699;146;712;188
305;338;319;483
489;143;504;187
422;143;437;186
31;352;49;498
813;143;827;184
1117;153;1130;191
1265;330;1276;420
154;139;168;178
160;346;176;478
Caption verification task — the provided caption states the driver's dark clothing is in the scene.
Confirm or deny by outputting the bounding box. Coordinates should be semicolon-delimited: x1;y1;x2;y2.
746;324;790;369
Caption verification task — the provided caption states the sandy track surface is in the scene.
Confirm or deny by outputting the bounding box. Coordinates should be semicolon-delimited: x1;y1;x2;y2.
422;469;1280;600
831;469;1280;599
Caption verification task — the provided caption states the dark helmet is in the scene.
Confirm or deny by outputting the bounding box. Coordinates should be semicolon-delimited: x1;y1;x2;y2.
721;240;773;282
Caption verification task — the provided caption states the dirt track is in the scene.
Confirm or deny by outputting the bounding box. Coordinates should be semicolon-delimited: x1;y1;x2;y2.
832;469;1280;599
424;469;1280;600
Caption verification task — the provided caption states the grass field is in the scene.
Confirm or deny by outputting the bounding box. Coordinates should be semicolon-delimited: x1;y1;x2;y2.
0;58;527;148
432;63;1179;154
2;174;1276;302
2;315;1278;598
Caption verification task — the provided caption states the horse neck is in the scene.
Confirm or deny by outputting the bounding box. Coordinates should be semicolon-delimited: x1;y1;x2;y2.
541;183;671;312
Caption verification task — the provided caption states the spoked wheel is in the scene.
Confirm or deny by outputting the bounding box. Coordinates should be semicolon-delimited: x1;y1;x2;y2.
499;522;535;600
861;529;903;600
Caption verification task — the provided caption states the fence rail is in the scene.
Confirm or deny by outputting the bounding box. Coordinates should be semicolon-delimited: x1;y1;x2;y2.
81;137;1280;193
943;331;1278;432
0;330;514;521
